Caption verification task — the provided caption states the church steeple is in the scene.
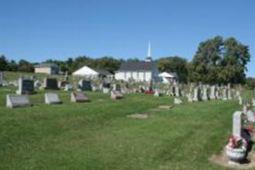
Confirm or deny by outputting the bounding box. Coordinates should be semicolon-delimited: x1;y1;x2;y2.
145;41;152;62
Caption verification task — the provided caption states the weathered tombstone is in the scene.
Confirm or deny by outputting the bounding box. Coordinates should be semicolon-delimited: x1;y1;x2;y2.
154;89;160;97
215;87;220;99
209;85;216;100
187;93;193;102
45;93;62;104
174;98;182;104
58;80;68;89
193;87;201;102
175;85;181;97
64;84;73;91
71;92;89;102
202;85;208;101
233;111;243;138
246;110;255;122
112;84;121;92
16;77;34;95
238;96;243;105
6;94;31;108
102;82;110;94
111;90;123;100
227;83;232;100
0;72;3;86
44;78;59;90
78;80;92;91
252;98;255;107
222;87;228;101
34;80;41;89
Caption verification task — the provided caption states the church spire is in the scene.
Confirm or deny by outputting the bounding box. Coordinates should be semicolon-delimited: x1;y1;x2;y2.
145;41;152;62
147;41;151;57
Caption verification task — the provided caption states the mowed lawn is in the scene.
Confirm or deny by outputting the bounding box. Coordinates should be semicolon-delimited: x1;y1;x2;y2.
0;87;242;170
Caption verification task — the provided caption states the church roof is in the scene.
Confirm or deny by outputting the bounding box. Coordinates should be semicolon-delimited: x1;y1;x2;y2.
117;61;157;72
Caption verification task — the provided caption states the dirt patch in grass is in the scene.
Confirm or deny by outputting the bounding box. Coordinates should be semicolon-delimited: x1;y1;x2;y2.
127;113;149;119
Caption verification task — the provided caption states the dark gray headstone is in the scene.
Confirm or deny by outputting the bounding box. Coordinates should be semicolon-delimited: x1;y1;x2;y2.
6;94;31;108
44;78;59;90
78;80;92;91
16;77;34;95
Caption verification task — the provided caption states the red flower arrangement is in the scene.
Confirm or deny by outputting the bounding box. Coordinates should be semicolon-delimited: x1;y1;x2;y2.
227;135;248;149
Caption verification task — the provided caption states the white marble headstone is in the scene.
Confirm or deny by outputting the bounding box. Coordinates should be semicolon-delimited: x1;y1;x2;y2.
232;111;243;138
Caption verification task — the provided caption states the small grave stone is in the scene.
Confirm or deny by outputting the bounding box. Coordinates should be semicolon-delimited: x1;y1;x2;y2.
238;96;243;105
222;87;228;101
6;94;31;108
71;92;89;102
193;87;201;102
174;98;182;104
102;82;110;94
78;80;92;91
0;72;3;86
111;90;123;100
202;85;208;101
187;93;193;102
64;84;73;91
112;84;121;92
45;93;62;104
227;83;232;100
16;77;34;95
210;85;216;100
175;85;180;97
44;78;59;90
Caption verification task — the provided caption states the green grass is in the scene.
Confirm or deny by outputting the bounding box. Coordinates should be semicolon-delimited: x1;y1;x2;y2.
0;86;246;170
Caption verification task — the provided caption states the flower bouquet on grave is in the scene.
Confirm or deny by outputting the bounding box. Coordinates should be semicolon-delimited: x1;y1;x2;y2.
225;135;248;162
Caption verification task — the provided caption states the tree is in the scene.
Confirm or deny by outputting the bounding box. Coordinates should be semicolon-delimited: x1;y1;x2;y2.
17;60;34;72
188;36;250;84
157;56;188;83
0;55;8;71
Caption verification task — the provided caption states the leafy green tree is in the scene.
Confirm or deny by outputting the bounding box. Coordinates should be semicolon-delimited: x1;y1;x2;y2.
157;56;188;83
0;55;8;71
18;59;34;72
188;36;250;84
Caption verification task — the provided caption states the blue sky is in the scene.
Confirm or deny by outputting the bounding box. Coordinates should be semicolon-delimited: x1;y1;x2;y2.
0;0;254;76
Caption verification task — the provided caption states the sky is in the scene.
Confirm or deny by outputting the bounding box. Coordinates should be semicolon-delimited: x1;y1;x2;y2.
0;0;254;76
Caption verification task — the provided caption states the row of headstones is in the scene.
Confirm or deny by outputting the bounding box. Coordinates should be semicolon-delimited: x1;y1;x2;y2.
6;89;124;108
6;92;90;108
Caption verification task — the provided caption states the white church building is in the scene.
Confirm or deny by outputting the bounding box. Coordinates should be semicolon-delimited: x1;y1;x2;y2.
115;42;160;82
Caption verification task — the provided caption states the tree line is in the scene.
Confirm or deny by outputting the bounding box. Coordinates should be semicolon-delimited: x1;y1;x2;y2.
0;36;252;85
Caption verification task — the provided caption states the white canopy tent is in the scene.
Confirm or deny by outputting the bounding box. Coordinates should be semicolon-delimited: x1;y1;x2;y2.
158;72;177;84
72;66;99;78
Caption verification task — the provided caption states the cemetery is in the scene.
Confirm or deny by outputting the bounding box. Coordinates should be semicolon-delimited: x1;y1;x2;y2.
0;71;255;170
0;1;254;169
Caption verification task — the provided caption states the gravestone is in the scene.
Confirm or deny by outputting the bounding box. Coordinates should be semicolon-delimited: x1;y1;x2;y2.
222;87;228;101
16;77;34;95
246;110;255;122
78;80;92;91
193;87;201;102
187;93;193;102
44;78;59;90
71;92;89;102
58;80;68;89
45;93;62;104
175;85;181;97
112;84;121;92
64;84;73;91
154;89;160;97
202;85;208;101
252;98;255;107
111;90;123;100
227;83;232;100
103;82;110;94
209;85;216;100
232;111;243;138
6;94;31;108
238;96;243;105
0;72;3;86
34;80;42;89
174;98;182;104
